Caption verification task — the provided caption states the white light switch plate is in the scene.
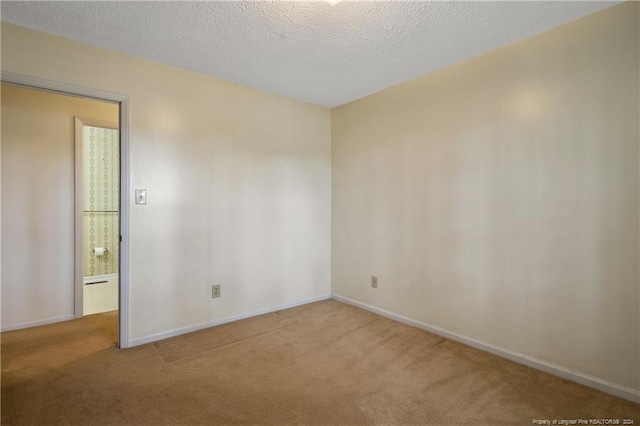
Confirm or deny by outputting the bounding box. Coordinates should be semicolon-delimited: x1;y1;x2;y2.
135;189;147;205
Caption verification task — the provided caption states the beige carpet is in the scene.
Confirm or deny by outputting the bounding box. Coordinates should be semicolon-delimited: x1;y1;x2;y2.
1;300;638;425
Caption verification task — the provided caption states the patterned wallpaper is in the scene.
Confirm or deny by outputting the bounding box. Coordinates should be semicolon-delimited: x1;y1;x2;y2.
83;125;119;277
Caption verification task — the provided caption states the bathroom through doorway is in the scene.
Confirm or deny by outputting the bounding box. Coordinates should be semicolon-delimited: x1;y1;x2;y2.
75;116;120;317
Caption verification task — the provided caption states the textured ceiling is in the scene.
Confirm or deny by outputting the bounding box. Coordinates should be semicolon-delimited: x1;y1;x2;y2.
1;1;619;108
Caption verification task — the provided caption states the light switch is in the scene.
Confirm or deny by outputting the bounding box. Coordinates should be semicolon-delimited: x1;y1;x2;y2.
135;189;147;205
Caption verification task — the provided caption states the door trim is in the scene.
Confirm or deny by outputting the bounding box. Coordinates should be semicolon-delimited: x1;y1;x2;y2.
1;71;132;348
74;117;119;321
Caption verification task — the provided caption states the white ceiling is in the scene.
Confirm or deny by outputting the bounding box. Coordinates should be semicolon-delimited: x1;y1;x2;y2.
1;1;619;108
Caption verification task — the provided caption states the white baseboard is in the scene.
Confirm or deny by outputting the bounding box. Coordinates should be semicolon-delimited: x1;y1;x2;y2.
1;314;75;332
331;294;640;404
128;293;332;348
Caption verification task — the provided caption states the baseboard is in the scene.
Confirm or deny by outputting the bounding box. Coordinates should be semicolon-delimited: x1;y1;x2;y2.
1;314;75;332
128;293;332;348
331;294;640;404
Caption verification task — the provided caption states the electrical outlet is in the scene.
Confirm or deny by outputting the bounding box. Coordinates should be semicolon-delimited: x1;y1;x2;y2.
371;276;378;289
212;284;221;298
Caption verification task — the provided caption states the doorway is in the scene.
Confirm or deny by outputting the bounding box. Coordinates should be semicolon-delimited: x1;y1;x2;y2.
1;74;130;347
75;117;120;318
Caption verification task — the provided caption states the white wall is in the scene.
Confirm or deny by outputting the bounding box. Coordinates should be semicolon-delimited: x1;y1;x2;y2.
1;85;119;329
1;23;332;341
332;2;639;391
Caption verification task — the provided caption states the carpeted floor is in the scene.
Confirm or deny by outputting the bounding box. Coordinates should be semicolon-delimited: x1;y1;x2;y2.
1;300;638;425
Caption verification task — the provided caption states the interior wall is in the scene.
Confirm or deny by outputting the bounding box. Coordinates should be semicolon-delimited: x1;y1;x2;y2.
1;84;119;328
1;23;332;340
332;2;639;391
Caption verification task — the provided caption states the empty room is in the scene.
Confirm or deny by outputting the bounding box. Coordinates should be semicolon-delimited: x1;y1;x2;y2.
0;1;638;424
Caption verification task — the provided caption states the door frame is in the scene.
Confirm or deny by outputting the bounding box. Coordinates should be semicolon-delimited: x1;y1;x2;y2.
1;71;132;348
74;117;119;320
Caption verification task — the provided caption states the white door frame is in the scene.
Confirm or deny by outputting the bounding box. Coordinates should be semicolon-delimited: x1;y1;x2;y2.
74;117;119;320
1;71;132;348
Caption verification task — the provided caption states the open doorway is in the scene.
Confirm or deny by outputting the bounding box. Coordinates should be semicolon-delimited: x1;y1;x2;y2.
1;81;126;346
75;117;120;318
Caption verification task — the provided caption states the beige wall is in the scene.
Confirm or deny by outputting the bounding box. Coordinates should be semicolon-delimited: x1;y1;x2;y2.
332;2;639;391
1;24;332;340
1;84;119;328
